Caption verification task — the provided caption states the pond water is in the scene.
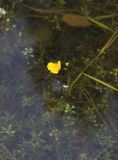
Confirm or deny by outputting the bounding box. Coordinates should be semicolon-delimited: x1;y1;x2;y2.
0;1;118;160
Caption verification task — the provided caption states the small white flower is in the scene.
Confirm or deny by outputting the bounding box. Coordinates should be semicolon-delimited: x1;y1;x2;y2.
0;8;6;17
63;84;68;88
6;18;10;22
65;62;69;66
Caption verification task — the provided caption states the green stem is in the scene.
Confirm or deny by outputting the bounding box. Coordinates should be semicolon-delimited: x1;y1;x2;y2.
69;54;100;90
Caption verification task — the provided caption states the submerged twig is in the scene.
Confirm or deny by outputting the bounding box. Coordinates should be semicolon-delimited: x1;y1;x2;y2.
24;4;118;21
95;13;118;20
83;88;108;127
88;17;113;32
69;26;118;92
82;73;118;92
99;27;118;54
24;4;75;14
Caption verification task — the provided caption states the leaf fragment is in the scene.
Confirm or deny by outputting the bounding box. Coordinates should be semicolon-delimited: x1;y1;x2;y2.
62;13;91;27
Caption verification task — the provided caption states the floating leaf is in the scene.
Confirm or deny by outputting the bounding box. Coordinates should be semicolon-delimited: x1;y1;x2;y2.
62;13;91;27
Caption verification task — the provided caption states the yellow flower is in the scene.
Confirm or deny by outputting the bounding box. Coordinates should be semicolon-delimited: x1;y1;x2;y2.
47;61;61;74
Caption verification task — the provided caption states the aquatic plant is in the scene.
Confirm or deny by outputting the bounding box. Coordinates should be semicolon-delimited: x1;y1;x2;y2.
0;112;17;142
0;0;118;160
0;125;15;136
22;47;34;58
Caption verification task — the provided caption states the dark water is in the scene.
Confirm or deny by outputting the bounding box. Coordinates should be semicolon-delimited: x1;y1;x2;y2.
0;1;118;160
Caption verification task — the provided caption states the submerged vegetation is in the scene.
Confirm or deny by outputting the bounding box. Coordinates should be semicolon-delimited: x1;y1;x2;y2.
0;0;118;159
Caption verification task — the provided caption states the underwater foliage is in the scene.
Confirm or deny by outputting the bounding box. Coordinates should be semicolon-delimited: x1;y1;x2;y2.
0;0;118;160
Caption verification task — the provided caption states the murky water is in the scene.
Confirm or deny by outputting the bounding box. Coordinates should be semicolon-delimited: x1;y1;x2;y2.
0;1;118;160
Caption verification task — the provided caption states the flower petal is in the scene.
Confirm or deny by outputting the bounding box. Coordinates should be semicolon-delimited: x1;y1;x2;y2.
47;61;61;74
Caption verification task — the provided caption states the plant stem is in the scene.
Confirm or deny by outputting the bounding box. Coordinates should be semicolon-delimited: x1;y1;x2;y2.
69;26;118;93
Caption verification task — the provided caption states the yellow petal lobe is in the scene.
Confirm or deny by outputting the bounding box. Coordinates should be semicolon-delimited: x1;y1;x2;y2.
47;61;61;74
